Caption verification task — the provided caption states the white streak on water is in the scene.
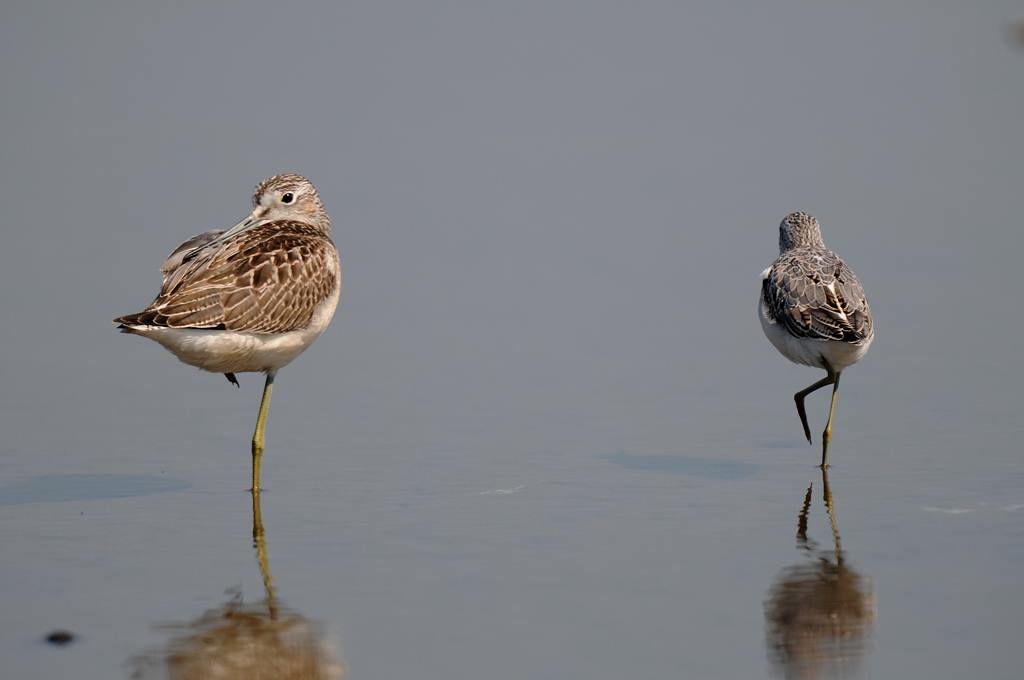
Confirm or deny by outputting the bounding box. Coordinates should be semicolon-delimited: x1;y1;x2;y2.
480;485;526;496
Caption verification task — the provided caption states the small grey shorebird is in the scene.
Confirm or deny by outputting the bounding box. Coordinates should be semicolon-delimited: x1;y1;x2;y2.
759;212;874;467
114;173;341;492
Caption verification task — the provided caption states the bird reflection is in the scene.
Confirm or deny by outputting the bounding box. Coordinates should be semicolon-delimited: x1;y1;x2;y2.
764;470;874;679
130;494;343;679
1011;19;1024;47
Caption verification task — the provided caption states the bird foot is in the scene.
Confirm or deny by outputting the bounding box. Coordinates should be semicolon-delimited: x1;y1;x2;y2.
225;373;240;388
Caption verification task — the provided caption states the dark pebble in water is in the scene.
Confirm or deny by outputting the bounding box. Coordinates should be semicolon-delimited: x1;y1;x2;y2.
45;630;75;646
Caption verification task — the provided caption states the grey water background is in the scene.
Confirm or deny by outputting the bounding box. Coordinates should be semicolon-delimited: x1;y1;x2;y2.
2;1;1023;677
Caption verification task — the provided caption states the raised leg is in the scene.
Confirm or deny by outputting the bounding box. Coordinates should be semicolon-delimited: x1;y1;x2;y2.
794;371;835;445
820;371;841;469
251;371;276;493
225;372;240;388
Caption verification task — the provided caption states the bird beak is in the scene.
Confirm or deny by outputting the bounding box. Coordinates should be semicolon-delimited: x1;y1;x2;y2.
217;210;264;242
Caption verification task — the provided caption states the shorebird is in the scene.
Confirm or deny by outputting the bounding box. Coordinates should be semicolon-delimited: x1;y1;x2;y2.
114;173;341;492
759;212;873;467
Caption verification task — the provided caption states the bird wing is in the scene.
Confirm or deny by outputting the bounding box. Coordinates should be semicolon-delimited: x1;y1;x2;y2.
117;221;339;333
762;250;872;342
160;229;225;283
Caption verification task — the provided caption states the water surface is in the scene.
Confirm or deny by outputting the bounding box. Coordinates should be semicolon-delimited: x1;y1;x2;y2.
2;1;1023;678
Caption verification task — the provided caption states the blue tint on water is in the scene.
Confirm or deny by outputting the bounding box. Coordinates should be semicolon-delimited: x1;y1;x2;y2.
0;475;190;506
604;452;759;480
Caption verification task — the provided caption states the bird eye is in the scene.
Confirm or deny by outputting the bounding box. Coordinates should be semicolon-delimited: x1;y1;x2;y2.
281;192;295;204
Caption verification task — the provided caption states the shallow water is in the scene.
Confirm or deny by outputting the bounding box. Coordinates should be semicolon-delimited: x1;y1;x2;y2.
3;353;1022;678
2;1;1024;678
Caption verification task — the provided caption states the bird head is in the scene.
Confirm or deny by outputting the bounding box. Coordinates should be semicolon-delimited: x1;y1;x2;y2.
250;173;330;229
778;211;825;252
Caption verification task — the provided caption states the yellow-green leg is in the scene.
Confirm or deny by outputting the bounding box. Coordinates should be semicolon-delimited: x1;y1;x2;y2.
794;370;836;445
251;371;276;493
820;371;841;469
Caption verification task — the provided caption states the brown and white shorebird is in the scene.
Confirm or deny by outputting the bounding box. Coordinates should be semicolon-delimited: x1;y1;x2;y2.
759;212;874;467
114;173;341;491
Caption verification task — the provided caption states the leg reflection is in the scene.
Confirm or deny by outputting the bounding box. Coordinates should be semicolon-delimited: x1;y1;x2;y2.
252;491;276;617
129;492;344;679
764;468;875;677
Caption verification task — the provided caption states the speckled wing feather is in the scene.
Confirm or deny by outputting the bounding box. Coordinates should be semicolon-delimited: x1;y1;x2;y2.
762;249;872;343
116;221;339;333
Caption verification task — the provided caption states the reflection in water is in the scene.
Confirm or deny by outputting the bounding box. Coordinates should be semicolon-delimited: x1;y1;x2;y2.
764;470;875;679
1012;19;1024;47
130;495;343;679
